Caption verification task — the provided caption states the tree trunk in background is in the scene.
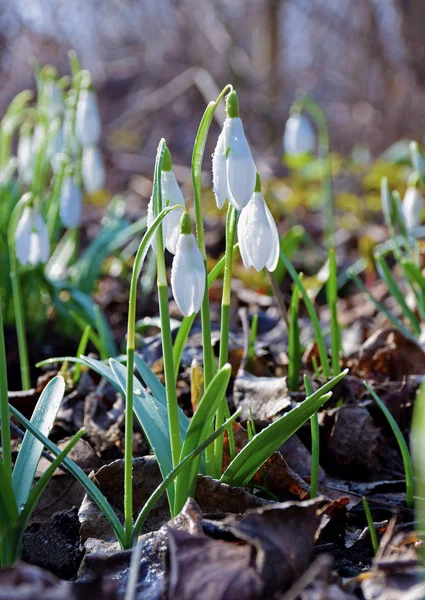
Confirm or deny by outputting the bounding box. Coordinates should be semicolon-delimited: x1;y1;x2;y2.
395;0;425;86
252;0;282;101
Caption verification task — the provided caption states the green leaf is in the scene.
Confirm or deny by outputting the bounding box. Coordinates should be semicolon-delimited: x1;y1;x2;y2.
12;376;65;513
133;353;167;405
8;403;125;547
221;369;348;488
131;408;241;543
109;359;176;506
11;429;85;561
174;364;232;514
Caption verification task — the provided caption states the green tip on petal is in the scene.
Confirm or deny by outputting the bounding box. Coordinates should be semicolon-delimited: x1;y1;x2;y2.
180;211;192;235
162;146;172;172
22;192;34;207
254;172;261;192
226;91;239;119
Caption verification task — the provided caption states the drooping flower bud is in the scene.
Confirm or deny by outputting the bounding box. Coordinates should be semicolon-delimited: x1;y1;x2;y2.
17;122;33;185
402;185;423;230
171;212;206;316
147;146;185;254
237;172;279;272
75;81;101;147
283;113;316;157
81;145;105;194
212;90;256;211
15;199;50;266
60;166;83;228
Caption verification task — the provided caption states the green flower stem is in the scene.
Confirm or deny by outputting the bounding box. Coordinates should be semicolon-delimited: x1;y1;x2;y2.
295;95;334;249
123;140;182;545
191;84;232;391
304;376;319;498
0;295;11;475
8;200;31;390
213;206;237;478
152;141;180;484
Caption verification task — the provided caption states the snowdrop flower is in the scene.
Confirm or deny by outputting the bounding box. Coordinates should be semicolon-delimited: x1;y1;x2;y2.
212;90;256;211
15;201;50;266
171;212;205;316
45;80;63;120
147;147;185;254
82;145;105;194
283;114;316;156
237;173;279;272
59;167;83;228
17;122;33;185
402;185;423;230
75;84;101;147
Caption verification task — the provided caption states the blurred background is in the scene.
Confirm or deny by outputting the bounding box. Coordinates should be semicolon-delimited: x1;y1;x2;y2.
1;0;424;191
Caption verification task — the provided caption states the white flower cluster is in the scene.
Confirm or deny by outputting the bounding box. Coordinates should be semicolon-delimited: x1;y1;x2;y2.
149;91;280;317
15;69;106;266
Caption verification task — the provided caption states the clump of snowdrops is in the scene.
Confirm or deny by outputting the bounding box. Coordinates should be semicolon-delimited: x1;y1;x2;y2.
1;77;347;561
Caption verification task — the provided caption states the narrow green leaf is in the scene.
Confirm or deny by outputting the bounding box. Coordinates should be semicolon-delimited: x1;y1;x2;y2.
279;251;330;376
131;408;241;543
221;369;348;487
174;364;232;514
8;403;125;547
12;377;65;512
364;381;414;507
288;282;301;392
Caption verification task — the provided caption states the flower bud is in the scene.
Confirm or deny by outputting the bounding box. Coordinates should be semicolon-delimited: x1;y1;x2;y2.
283;114;316;156
76;85;101;147
15;204;50;266
171;215;205;316
212;90;256;210
402;185;423;230
237;173;279;272
60;167;83;228
82;145;105;194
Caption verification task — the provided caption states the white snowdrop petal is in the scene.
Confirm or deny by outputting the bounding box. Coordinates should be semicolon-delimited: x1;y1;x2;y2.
226;118;256;210
402;186;423;230
60;177;83;228
17;136;33;184
237;206;253;269
82;145;105;194
237;192;279;272
171;234;205;316
212;119;229;209
283;115;316;156
45;81;64;119
15;207;32;265
161;171;186;254
76;89;101;147
16;207;50;266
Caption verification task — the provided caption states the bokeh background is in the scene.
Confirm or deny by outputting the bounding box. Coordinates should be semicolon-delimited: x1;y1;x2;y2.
1;0;425;191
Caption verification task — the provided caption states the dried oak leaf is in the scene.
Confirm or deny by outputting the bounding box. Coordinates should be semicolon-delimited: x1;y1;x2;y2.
233;369;291;422
0;561;117;600
322;406;381;479
347;327;425;380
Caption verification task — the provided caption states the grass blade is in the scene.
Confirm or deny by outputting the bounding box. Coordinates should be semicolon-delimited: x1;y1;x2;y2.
221;369;348;488
12;376;65;512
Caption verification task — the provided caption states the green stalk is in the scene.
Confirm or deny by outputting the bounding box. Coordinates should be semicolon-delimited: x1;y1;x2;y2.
8;200;31;390
362;496;379;555
0;295;11;475
412;382;425;565
213;206;237;478
123;179;183;546
304;376;319;498
247;312;258;373
191;84;232;390
364;381;414;507
153;141;180;490
327;248;341;375
288;282;301;392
